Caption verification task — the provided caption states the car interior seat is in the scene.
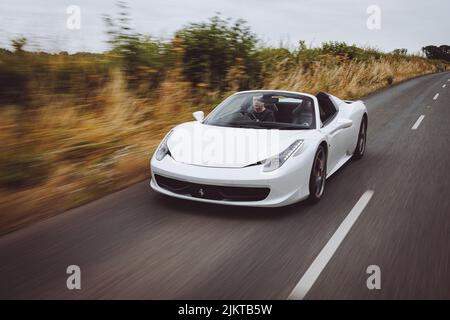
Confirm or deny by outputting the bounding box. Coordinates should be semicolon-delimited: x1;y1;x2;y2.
265;103;279;121
292;100;314;126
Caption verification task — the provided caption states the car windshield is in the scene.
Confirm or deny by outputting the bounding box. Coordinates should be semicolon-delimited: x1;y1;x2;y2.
204;91;316;130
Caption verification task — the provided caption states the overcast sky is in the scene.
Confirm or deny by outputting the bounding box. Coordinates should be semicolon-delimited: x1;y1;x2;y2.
0;0;448;53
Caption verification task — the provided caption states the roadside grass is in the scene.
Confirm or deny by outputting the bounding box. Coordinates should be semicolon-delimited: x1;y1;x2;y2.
266;55;439;99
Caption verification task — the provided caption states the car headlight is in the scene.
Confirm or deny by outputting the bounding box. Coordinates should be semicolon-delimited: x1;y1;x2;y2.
262;139;304;172
155;131;173;161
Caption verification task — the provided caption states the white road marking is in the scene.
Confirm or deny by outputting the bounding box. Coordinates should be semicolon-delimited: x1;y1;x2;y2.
433;93;439;100
288;190;374;300
443;84;447;88
412;115;425;130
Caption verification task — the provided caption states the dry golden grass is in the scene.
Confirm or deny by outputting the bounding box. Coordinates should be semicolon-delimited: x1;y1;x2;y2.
266;55;439;98
0;56;444;234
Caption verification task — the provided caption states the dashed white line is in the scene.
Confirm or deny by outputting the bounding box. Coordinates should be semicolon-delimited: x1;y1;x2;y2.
443;84;447;88
412;115;425;130
288;190;374;300
433;93;439;100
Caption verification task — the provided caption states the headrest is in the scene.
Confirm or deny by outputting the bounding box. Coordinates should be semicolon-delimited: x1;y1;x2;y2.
265;103;278;112
262;96;279;104
292;100;313;115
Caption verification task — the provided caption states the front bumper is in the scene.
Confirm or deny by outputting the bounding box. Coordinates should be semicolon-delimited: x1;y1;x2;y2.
150;153;313;207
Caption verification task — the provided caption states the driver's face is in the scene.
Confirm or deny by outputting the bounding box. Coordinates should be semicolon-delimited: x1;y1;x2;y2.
253;100;265;113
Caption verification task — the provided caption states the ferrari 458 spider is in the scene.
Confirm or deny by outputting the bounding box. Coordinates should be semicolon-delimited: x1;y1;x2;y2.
150;90;367;207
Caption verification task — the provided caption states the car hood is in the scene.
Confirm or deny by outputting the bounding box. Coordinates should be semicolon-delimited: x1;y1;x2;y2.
166;122;311;168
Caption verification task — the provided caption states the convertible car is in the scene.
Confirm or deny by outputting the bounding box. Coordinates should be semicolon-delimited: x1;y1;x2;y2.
150;90;367;207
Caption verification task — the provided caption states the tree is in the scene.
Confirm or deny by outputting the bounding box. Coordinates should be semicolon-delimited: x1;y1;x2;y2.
11;37;27;53
422;45;450;62
103;1;173;88
392;48;408;55
176;15;260;91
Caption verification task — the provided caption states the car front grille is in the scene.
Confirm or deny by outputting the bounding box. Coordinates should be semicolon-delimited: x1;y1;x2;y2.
154;174;270;202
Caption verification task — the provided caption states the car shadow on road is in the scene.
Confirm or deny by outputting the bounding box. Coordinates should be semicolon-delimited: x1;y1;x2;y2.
151;193;311;221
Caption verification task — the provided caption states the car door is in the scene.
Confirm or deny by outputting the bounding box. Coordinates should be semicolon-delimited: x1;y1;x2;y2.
316;93;350;174
329;95;358;154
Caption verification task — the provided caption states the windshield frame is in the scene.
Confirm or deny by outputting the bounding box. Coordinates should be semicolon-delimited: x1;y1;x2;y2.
204;91;317;130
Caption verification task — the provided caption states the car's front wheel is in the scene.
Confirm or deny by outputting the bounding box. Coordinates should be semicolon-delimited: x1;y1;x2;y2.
307;145;327;203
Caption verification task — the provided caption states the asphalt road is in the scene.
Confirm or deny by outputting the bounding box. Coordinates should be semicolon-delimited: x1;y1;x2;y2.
1;71;449;299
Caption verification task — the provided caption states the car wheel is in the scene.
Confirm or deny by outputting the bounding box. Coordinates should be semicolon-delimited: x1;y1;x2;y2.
307;145;327;203
353;116;367;160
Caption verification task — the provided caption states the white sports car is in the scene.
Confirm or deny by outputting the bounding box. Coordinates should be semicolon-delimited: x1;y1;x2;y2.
150;90;367;207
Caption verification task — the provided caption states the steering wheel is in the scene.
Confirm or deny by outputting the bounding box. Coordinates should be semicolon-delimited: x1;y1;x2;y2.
239;109;257;121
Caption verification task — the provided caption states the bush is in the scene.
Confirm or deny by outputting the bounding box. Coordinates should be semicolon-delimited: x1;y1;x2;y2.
0;62;30;105
176;15;261;91
0;50;113;107
0;147;50;188
103;2;174;90
392;48;408;56
319;42;382;60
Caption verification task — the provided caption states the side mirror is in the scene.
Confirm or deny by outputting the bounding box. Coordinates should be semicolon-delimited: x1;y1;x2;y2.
193;111;204;122
337;118;353;129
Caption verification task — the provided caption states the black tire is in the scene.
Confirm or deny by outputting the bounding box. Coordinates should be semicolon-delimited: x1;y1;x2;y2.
307;145;327;203
353;116;367;160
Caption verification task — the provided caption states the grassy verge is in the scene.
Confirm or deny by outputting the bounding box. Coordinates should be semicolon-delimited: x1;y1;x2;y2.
0;57;445;235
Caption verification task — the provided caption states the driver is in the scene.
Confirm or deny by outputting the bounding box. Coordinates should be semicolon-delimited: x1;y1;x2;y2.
251;96;275;122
